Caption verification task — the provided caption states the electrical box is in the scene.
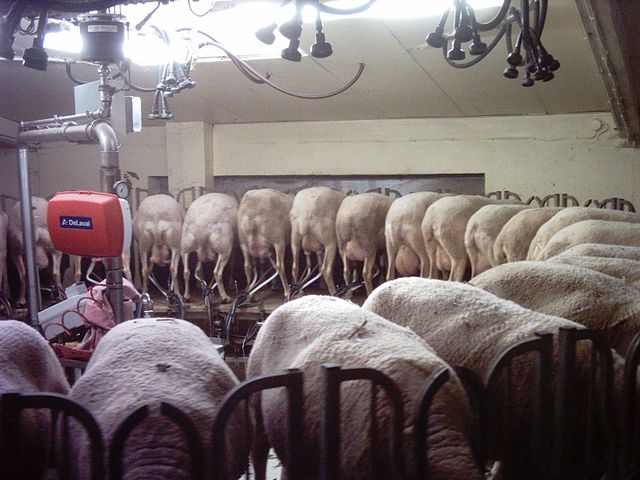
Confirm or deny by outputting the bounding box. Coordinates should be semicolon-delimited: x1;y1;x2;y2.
47;191;131;258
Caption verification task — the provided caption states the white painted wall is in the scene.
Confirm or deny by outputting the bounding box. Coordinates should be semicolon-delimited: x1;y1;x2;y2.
2;113;639;212
212;112;640;207
0;126;167;206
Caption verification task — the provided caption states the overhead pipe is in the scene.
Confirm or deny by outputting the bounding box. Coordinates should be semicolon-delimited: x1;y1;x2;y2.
16;118;125;326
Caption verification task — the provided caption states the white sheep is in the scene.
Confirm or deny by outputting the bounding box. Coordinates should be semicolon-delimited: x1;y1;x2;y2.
464;203;530;277
0;211;7;295
558;243;640;261
385;191;446;280
133;194;184;295
289;186;346;294
470;261;640;356
247;295;482;480
180;193;239;302
527;206;640;260
0;320;70;480
363;277;622;480
69;318;249;480
237;189;293;297
8;197;64;305
422;195;497;281
336;192;393;295
537;219;640;260
493;207;562;265
548;254;640;284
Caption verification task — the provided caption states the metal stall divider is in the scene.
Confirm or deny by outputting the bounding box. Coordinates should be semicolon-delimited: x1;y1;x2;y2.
483;332;553;480
411;367;452;480
320;363;407;480
211;369;304;480
0;391;104;480
109;402;204;480
551;327;617;480
621;331;640;478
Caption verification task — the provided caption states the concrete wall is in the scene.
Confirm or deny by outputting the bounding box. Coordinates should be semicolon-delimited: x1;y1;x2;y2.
2;113;639;212
212;112;640;206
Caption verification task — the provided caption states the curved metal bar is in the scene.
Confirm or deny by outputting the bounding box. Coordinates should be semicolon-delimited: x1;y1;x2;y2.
1;392;104;480
211;370;304;479
622;331;640;476
412;367;450;479
484;332;553;477
552;327;616;480
321;364;406;480
453;366;488;469
109;405;150;480
159;402;204;480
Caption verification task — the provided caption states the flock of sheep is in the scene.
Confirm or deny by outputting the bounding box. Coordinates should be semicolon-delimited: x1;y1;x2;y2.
2;187;640;307
2;185;640;479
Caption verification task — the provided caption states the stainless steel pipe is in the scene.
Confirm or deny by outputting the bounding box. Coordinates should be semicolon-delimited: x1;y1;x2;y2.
17;118;125;325
17;146;42;327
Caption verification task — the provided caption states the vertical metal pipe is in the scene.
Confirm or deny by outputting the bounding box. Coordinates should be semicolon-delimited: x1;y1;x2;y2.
321;363;341;480
104;256;124;324
92;120;125;324
17;145;42;326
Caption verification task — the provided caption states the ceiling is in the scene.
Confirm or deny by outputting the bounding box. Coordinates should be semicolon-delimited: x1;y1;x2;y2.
0;0;610;127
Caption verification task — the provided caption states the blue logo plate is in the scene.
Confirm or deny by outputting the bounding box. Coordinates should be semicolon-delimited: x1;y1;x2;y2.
59;216;93;230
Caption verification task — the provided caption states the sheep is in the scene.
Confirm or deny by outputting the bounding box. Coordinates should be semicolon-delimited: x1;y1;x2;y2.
422;195;497;281
0;211;7;295
8;197;64;305
527;206;640;260
238;189;293;297
470;261;640;356
289;186;346;294
558;243;640;261
247;295;482;480
68;318;249;480
493;207;562;265
363;277;621;480
180;193;239;302
384;191;446;280
548;255;640;284
464;204;530;277
132;194;184;295
0;320;70;480
537;219;640;260
336;192;393;295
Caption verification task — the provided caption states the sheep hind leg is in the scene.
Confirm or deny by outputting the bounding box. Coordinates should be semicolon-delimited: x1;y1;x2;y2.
363;253;375;296
322;244;338;295
182;252;192;301
213;251;232;303
274;243;289;298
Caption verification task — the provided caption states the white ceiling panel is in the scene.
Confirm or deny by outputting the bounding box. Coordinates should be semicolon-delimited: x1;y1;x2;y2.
0;0;609;126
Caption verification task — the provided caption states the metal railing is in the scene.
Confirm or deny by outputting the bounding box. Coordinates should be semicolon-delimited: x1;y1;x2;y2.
487;190;636;211
0;328;632;480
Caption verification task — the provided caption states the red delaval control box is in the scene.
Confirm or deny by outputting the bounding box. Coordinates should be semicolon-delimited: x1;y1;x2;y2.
47;190;131;258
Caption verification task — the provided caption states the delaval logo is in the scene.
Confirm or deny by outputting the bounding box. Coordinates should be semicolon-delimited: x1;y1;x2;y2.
59;216;93;230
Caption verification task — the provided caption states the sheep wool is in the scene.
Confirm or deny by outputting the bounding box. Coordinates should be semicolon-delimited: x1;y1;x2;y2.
69;318;248;480
247;295;482;480
527;206;640;260
363;277;618;480
548;254;640;285
471;261;640;356
0;320;70;480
